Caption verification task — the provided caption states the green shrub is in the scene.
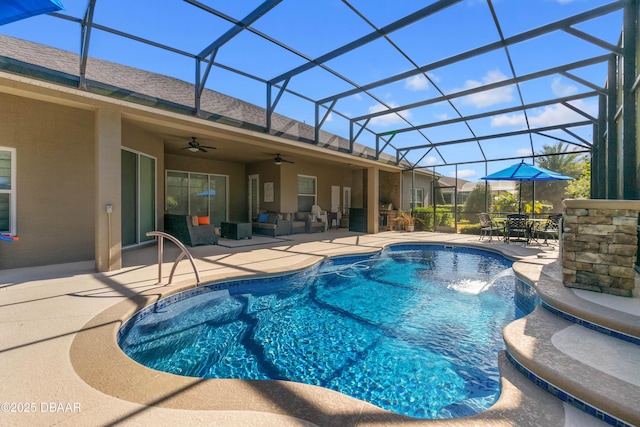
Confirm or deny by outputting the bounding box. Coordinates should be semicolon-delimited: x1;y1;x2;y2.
459;223;481;235
413;209;433;231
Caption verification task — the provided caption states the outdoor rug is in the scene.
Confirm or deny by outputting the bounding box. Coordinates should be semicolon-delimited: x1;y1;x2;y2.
217;235;291;248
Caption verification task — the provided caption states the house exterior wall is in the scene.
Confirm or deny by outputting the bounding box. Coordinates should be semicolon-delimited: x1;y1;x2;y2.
278;159;358;214
0;92;95;269
401;171;434;210
246;161;282;214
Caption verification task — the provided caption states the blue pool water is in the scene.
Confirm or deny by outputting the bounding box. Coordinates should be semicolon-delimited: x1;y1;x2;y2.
119;244;529;419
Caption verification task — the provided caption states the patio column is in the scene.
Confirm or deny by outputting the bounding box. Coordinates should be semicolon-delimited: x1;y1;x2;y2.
562;199;640;297
95;108;122;272
367;167;379;233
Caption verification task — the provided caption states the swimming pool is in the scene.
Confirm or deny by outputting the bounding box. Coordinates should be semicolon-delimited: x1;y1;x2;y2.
119;244;531;419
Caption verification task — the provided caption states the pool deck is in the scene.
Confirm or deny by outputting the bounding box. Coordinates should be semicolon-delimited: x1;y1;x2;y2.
1;230;638;427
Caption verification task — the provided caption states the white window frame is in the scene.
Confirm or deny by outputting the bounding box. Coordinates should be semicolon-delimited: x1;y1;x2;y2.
0;147;16;236
412;187;424;208
297;174;317;210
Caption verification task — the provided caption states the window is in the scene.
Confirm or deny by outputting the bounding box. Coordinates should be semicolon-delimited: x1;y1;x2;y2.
166;170;227;226
0;148;16;235
297;175;316;212
411;188;424;208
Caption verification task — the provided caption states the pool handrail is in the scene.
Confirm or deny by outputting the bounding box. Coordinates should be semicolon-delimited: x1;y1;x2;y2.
145;231;201;286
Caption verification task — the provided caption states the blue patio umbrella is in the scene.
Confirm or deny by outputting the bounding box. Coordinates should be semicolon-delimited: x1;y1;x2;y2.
196;189;216;197
0;0;64;26
481;161;573;213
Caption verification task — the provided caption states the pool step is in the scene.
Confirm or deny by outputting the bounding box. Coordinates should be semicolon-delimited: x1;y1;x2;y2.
503;305;640;426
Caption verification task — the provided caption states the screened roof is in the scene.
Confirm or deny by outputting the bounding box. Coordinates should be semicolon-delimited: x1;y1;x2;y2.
0;0;624;180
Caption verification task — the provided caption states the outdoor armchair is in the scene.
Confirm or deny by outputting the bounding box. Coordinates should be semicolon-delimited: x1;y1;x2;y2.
478;213;502;241
536;213;562;245
505;214;530;245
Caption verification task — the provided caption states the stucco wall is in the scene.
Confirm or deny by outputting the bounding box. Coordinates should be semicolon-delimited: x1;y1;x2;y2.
247;161;282;214
278;160;358;214
0;93;95;269
401;171;434;210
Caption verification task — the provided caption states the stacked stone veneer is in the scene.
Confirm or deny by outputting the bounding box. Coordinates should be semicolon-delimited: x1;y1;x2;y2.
562;199;640;297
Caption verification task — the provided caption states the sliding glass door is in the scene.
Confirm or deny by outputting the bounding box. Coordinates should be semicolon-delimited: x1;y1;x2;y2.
121;149;156;247
166;170;227;226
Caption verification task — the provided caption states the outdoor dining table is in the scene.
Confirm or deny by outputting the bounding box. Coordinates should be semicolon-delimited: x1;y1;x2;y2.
492;217;548;244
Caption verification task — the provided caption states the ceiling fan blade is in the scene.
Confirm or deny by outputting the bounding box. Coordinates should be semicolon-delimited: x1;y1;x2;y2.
201;145;216;149
198;147;207;153
274;154;294;164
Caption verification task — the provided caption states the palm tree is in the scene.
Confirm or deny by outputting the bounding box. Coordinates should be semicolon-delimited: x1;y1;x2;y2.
520;142;583;212
535;142;583;176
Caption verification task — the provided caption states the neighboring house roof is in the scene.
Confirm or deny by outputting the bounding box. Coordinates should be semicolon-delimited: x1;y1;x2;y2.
460;181;517;193
438;177;470;191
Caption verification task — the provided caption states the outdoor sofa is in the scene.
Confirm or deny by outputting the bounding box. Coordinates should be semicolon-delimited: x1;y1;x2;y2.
252;212;292;237
164;214;218;247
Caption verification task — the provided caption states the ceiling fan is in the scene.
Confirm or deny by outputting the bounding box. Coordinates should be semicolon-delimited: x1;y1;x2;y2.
182;137;216;153
274;153;294;165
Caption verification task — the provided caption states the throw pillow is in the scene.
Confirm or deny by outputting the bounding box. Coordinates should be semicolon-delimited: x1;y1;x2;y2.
258;213;269;223
198;216;210;225
267;213;277;223
190;215;199;227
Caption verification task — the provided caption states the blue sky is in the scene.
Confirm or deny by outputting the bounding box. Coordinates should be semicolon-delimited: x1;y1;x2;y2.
0;0;622;180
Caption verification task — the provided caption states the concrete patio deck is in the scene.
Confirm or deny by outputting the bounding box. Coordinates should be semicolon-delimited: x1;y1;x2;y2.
1;230;637;426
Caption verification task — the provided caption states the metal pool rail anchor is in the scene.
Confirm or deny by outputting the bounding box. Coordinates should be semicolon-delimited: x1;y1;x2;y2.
146;231;201;285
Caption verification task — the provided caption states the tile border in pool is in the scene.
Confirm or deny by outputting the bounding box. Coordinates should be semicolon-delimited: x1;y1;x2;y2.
541;302;640;346
505;351;632;427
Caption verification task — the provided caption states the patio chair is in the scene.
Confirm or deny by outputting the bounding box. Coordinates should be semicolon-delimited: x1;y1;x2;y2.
478;213;502;241
537;213;562;245
505;214;530;245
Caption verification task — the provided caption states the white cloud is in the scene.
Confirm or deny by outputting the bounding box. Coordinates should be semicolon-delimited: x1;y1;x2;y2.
556;0;576;4
405;75;429;91
491;112;526;127
516;148;533;157
491;100;597;129
461;69;514;108
369;102;411;126
422;156;439;166
435;113;450;121
528;100;596;127
551;77;578;97
449;169;476;179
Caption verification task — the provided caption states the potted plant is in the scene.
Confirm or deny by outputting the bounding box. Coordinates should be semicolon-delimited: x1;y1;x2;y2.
397;210;420;232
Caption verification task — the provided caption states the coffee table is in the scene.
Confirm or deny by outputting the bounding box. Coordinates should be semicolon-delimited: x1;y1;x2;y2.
220;222;252;240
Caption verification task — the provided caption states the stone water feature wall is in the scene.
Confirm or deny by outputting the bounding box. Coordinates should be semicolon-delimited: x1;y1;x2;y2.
562;199;640;297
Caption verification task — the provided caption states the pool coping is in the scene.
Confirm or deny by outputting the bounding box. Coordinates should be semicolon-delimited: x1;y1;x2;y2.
67;239;587;426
